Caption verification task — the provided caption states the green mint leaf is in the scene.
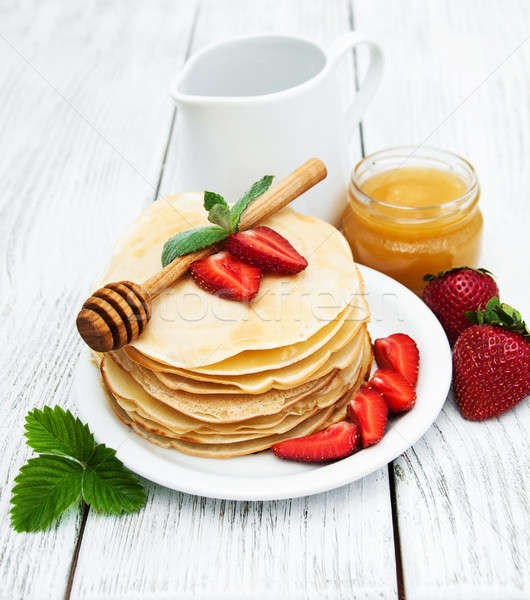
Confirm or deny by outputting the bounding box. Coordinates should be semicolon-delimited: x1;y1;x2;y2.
83;444;146;514
25;406;95;462
204;191;228;211
230;175;274;231
10;456;83;532
208;203;232;231
161;226;229;267
161;175;275;266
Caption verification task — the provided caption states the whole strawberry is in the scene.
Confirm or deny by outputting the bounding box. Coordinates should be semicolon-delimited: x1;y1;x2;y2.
423;267;499;344
453;297;530;421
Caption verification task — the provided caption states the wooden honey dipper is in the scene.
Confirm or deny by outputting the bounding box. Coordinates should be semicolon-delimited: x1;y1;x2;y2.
77;158;327;352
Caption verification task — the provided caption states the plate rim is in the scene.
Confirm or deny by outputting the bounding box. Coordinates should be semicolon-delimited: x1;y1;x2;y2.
74;264;452;501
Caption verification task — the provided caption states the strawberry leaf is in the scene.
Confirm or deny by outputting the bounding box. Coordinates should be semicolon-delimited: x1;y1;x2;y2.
230;175;274;231
24;406;95;462
82;444;146;515
464;310;479;325
10;456;83;532
424;266;495;281
466;297;530;341
161;226;229;266
204;191;228;211
11;405;147;533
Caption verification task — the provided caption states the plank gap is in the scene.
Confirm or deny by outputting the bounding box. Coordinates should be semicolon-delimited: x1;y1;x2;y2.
64;502;90;600
388;462;406;600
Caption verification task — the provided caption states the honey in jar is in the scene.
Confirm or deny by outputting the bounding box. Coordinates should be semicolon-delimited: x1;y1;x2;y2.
342;147;483;295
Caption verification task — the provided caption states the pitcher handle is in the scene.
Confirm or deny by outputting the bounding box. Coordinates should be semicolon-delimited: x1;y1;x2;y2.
327;32;384;138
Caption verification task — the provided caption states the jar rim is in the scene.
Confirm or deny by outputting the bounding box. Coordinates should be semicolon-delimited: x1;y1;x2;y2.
350;145;479;212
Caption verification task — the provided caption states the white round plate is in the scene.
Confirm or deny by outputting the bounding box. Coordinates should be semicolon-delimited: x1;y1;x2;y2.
74;264;452;501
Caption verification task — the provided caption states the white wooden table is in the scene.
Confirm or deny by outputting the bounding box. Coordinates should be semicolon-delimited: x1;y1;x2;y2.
1;1;528;598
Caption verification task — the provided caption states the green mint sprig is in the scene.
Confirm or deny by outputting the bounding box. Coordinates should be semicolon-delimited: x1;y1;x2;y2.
160;225;229;267
10;406;146;533
161;174;274;267
229;175;274;231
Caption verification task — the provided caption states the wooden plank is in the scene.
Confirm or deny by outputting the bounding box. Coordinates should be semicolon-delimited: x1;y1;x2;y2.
70;2;398;599
72;470;395;600
353;0;530;597
0;1;197;598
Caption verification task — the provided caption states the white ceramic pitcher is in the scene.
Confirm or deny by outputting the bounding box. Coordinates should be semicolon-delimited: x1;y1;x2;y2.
171;33;383;224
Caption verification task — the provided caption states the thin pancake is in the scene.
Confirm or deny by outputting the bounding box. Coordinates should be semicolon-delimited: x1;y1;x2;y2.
109;395;336;458
150;321;366;393
115;397;322;444
105;350;336;423
321;343;373;428
107;340;373;458
102;194;361;368
123;312;367;392
112;337;371;444
102;336;369;440
131;298;368;376
104;330;372;458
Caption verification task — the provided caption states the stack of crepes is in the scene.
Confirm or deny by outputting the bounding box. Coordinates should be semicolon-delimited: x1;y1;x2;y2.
95;193;372;458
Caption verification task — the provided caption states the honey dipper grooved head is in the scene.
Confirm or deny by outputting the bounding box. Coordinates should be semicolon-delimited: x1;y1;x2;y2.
76;281;151;352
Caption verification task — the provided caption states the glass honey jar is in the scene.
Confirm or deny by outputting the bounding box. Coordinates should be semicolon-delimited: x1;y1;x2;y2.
342;146;483;295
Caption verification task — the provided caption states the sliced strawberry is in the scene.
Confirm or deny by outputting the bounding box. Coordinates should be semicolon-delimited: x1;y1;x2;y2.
370;369;416;413
347;385;388;448
226;226;308;275
373;333;419;386
272;421;360;463
189;251;262;302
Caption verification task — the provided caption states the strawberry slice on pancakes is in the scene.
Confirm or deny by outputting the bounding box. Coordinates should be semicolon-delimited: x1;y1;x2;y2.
226;226;308;275
190;251;262;302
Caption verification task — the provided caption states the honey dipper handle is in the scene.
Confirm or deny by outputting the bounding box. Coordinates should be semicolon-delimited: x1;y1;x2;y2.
143;158;327;298
238;157;327;230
